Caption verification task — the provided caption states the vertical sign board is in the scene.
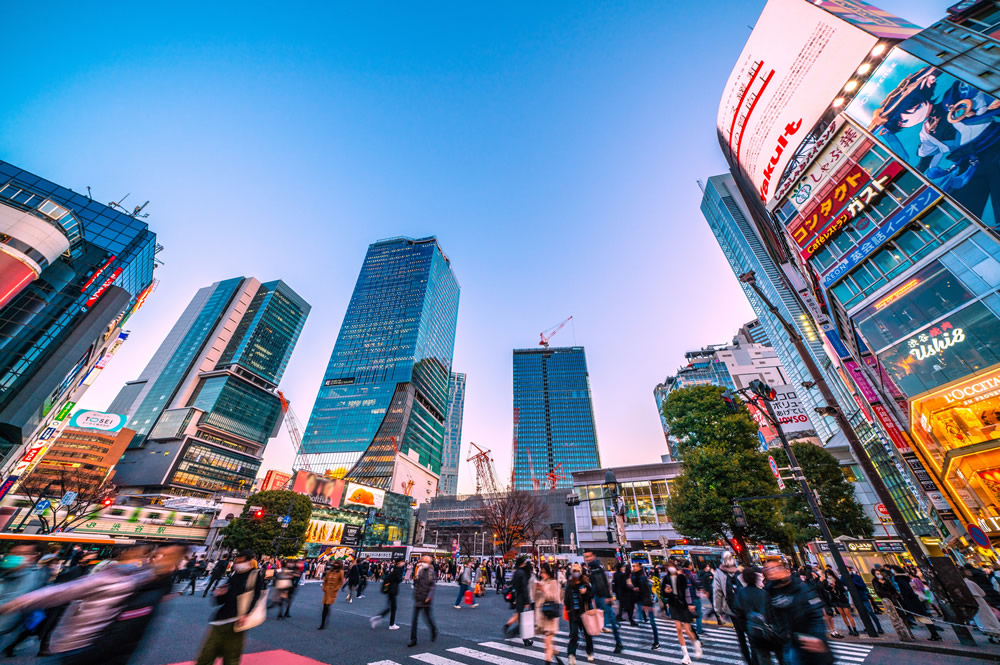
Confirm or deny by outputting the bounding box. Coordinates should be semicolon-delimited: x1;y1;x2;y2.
768;456;786;490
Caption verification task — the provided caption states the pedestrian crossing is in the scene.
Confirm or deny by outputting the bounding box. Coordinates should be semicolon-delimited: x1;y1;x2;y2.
368;619;875;665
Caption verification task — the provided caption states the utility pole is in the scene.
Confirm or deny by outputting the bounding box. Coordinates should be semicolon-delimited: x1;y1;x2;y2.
742;384;877;637
739;270;975;645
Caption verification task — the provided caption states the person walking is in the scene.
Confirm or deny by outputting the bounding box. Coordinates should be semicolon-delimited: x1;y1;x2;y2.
660;561;702;663
583;551;623;653
408;555;438;647
503;557;534;647
964;567;1000;642
847;566;881;635
632;562;662;651
535;563;563;665
891;566;941;641
357;559;369;599
564;563;594;665
454;560;477;609
344;559;361;603
371;558;404;630
319;560;344;630
732;566;781;665
871;567;912;641
612;563;631;623
821;569;856;637
763;558;832;665
712;554;738;628
0;545;47;654
681;560;705;636
204;556;230;597
193;550;266;665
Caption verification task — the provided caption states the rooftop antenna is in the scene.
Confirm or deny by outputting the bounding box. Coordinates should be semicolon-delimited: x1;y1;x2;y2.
108;193;130;213
131;200;150;218
86;186;93;200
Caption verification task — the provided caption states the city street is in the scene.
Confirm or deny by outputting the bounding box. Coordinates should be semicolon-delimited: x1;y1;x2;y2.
4;578;977;665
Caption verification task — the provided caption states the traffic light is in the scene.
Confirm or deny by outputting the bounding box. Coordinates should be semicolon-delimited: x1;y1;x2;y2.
101;496;114;508
721;389;739;413
565;493;581;507
731;503;747;529
253;508;265;519
606;530;613;544
749;379;777;401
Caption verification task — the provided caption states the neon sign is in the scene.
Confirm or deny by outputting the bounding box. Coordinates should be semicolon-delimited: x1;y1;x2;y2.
80;256;116;292
874;278;919;310
906;322;965;362
84;268;123;307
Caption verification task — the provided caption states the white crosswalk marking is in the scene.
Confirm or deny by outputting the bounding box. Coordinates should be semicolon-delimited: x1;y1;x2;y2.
382;622;875;665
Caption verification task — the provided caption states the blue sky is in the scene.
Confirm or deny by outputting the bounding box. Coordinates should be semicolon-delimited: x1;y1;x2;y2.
3;1;947;492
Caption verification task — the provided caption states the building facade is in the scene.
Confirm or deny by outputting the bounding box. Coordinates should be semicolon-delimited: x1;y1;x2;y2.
297;237;460;493
512;346;601;491
717;0;1000;550
109;277;309;498
0;161;157;468
19;410;132;496
439;371;466;496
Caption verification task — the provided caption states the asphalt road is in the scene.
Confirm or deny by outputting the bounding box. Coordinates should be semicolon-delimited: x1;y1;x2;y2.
2;579;994;665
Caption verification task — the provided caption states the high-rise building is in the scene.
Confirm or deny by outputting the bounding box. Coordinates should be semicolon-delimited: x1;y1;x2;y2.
298;237;460;496
715;0;987;538
0;161;158;469
439;371;466;496
109;277;309;497
512;346;600;491
738;319;770;346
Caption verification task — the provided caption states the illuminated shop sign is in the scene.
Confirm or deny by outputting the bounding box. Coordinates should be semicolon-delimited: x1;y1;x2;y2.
717;0;888;205
820;188;940;290
789;164;871;247
874;278;920;310
80;255;116;292
846;49;1000;233
907;322;965;362
784;124;868;213
800;162;903;260
773;120;841;204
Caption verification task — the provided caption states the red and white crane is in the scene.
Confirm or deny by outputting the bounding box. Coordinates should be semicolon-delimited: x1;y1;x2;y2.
538;315;573;348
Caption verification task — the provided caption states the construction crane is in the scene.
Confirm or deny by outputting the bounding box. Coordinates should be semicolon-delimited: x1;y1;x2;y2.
544;463;566;490
539;315;573;348
527;449;540;491
467;441;503;496
277;391;306;473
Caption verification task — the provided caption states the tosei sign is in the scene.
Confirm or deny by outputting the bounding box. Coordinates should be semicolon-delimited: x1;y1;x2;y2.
717;0;893;205
69;410;126;433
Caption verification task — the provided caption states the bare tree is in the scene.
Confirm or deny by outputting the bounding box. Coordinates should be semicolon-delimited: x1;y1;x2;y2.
473;490;550;557
17;469;116;534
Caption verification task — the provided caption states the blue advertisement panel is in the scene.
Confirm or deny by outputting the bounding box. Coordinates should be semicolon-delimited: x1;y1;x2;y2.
69;410;126;433
846;48;1000;229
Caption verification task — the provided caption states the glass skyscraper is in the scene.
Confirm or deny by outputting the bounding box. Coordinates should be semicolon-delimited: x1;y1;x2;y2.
701;173;933;535
0;161;157;466
512;346;600;491
298;237;460;491
109;277;309;497
439;371;465;496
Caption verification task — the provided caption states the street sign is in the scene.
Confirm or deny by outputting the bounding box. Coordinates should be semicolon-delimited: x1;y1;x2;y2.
768;456;785;490
59;491;78;506
757;431;767;452
34;499;51;514
280;515;291;529
249;505;263;512
875;503;891;523
968;523;991;549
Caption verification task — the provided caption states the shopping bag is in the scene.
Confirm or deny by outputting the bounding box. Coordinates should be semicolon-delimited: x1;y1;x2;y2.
520;609;536;640
582;608;604;636
235;572;268;633
474;583;482;596
465;590;475;605
563;606;569;621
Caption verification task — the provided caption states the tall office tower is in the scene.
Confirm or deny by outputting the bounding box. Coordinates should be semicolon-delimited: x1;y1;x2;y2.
701;172;932;535
737;319;769;346
109;277;309;497
439;371;466;496
298;237;460;497
512;346;600;491
0;161;157;468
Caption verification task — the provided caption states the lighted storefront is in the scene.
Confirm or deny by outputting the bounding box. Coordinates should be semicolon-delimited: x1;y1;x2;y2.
910;364;1000;534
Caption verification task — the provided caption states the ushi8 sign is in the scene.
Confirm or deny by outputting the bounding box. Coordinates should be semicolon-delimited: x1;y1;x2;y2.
717;0;886;205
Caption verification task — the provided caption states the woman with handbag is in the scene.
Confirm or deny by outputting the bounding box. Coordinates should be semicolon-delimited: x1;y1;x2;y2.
822;569;856;637
631;563;660;651
563;563;594;665
661;562;703;664
535;563;563;665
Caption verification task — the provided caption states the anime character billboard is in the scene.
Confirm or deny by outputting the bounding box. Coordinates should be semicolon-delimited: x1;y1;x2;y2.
846;48;1000;229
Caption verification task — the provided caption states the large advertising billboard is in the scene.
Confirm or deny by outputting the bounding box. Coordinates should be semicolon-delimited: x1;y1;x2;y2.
69;410;126;433
344;482;385;509
290;470;343;506
717;0;887;205
260;469;292;492
846;48;1000;230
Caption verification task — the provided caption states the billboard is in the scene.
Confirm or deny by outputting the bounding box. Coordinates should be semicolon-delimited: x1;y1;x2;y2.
304;520;362;546
69;410;126;433
344;482;385;509
290;470;343;505
846;48;1000;230
783;124;870;214
718;0;882;205
811;0;921;39
260;469;292;492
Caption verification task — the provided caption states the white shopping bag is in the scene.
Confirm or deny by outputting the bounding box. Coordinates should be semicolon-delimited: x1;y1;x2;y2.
519;609;535;640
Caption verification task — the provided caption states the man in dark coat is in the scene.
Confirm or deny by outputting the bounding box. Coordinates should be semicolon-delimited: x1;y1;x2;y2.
371;559;405;630
763;558;832;665
408;555;438;647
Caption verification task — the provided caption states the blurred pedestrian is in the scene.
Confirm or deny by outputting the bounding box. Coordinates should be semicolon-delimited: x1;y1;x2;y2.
563;563;593;665
371;558;404;630
763;558;832;665
319;560;344;630
660;561;701;663
194;550;266;665
203;556;229;597
584;550;622;653
408;555;438;647
535;562;563;665
0;544;46;654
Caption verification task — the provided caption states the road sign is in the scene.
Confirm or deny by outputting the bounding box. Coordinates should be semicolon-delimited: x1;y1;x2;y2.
757;431;767;452
280;515;291;529
875;503;891;523
968;523;991;549
34;499;51;514
768;456;786;489
59;491;78;506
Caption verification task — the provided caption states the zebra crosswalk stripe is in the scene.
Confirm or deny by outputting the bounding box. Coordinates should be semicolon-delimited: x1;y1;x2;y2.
549;635;743;665
448;646;533;665
369;661;405;665
411;654;469;665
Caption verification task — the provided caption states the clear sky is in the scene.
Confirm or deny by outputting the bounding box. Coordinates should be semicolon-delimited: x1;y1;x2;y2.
3;1;947;493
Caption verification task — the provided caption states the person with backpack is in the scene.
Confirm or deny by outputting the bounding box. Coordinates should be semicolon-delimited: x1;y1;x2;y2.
661;561;702;663
712;554;738;627
583;551;623;653
732;566;781;665
371;558;404;630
